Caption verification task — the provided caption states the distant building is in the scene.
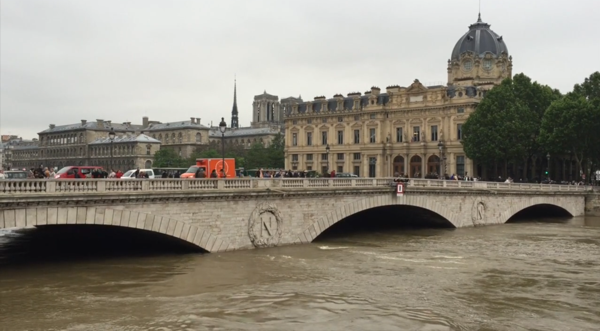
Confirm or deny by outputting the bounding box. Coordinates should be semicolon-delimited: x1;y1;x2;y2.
283;14;512;177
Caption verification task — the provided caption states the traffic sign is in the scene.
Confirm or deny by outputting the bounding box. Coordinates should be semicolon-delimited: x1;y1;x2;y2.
396;182;405;196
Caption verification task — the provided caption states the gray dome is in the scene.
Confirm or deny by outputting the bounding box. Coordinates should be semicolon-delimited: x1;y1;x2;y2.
451;14;508;60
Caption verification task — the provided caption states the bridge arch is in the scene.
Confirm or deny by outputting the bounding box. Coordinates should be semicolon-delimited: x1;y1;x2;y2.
501;196;579;223
299;194;459;243
0;207;232;253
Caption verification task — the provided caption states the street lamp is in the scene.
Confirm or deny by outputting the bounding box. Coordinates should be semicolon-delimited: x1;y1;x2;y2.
546;152;550;179
219;117;227;178
325;144;330;175
437;141;444;179
108;127;116;171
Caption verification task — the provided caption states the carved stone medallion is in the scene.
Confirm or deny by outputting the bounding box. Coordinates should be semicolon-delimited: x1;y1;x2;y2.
248;203;283;248
471;197;486;226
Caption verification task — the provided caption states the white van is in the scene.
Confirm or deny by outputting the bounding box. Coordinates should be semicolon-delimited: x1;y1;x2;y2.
120;169;155;179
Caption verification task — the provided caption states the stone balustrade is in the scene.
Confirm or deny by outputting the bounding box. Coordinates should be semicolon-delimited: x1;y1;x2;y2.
0;178;593;194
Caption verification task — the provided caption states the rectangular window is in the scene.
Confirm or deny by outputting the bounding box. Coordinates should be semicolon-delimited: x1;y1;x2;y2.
322;165;328;174
353;165;360;176
292;154;298;162
337;153;344;161
412;126;420;142
292;133;298;146
321;153;328;161
457;108;465;114
353;153;361;160
369;114;376;119
430;125;438;141
306;154;313;161
338;117;343;122
292;120;298;125
321;131;328;145
396;127;403;142
457;124;463;140
337;130;344;144
354;130;360;144
456;156;465;176
369;128;376;143
354;115;360;121
368;157;377;177
322;118;328;123
307;119;313;124
337;165;343;173
306;132;312;146
307;166;312;171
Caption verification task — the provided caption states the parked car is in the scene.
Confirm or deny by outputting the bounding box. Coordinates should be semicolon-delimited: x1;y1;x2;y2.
120;169;155;179
55;166;103;179
1;170;28;180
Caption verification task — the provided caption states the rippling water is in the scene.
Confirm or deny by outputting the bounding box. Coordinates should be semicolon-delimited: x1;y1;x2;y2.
1;216;599;331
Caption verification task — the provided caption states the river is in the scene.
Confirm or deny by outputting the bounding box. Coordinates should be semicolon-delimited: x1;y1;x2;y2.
1;215;599;331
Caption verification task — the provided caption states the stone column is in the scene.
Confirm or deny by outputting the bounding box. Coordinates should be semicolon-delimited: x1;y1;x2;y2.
421;153;427;177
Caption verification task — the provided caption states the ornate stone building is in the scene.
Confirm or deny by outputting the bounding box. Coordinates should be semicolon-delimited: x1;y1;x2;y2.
283;14;512;177
88;134;161;170
144;117;210;158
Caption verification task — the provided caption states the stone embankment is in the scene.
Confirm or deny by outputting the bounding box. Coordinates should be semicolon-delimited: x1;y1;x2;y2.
586;191;600;216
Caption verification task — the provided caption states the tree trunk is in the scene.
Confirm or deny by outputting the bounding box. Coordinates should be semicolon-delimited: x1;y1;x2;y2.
504;159;508;179
522;157;528;181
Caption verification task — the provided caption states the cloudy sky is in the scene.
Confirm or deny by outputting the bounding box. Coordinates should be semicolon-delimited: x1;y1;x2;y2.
1;0;599;139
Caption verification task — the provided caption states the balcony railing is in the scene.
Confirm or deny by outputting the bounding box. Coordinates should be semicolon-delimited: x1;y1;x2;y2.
0;178;593;195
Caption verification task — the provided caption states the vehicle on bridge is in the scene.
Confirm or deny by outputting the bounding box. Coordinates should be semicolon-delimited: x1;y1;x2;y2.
55;166;103;179
121;169;156;179
180;158;236;178
1;170;28;180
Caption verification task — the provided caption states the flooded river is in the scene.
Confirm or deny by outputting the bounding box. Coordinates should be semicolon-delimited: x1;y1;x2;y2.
1;215;599;331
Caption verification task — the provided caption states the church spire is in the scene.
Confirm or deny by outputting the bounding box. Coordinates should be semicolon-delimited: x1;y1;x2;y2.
231;78;239;128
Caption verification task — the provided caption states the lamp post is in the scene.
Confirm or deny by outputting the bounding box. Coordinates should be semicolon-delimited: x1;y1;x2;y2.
437;141;444;179
108;127;115;171
325;144;330;176
219;117;227;178
546;152;550;180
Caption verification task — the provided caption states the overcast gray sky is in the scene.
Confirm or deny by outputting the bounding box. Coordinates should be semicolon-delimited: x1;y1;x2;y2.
1;0;599;139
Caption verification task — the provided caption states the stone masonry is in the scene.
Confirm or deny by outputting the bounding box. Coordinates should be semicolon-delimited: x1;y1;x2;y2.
0;186;586;253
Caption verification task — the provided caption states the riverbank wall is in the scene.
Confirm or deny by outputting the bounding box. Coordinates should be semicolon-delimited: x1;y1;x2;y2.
586;192;600;216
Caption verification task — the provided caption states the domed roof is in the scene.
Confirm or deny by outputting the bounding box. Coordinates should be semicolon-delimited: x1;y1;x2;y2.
451;14;508;61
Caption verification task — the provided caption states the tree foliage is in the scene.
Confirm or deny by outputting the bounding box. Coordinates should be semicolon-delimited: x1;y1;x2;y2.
152;148;189;168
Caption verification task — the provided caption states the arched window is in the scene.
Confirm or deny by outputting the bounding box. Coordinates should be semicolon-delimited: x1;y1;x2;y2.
178;133;182;143
195;132;201;143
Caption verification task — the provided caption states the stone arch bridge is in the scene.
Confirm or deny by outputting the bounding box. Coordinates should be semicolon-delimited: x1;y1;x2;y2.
0;178;592;252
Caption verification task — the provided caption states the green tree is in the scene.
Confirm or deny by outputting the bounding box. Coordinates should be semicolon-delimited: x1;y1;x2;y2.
244;141;268;170
153;148;188;168
266;133;285;169
461;78;537;177
539;95;597;176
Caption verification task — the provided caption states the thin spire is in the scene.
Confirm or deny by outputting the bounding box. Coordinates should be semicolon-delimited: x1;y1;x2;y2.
231;77;239;128
477;0;482;22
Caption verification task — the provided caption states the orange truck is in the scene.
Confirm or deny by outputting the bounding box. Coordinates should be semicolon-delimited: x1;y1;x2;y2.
180;158;236;178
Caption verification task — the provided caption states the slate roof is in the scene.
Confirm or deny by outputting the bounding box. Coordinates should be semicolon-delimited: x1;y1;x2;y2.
12;145;40;151
38;122;141;134
208;127;280;138
285;93;390;115
145;120;208;131
451;14;508;60
89;134;161;145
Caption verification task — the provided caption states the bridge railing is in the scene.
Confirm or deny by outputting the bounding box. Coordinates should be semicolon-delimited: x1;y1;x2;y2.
409;179;593;191
0;178;593;194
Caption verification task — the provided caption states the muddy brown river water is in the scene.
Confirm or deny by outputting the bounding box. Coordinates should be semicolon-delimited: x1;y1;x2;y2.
0;216;599;331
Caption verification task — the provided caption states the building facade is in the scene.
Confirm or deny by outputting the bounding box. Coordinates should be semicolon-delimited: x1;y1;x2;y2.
88;134;161;170
283;14;512;178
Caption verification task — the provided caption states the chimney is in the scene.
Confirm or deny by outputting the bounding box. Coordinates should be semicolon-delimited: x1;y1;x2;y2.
81;119;87;125
106;120;111;127
49;124;56;129
190;117;196;124
196;118;201;125
143;116;149;128
96;119;104;128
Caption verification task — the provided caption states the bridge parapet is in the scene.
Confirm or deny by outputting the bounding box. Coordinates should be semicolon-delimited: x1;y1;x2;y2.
0;178;592;195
